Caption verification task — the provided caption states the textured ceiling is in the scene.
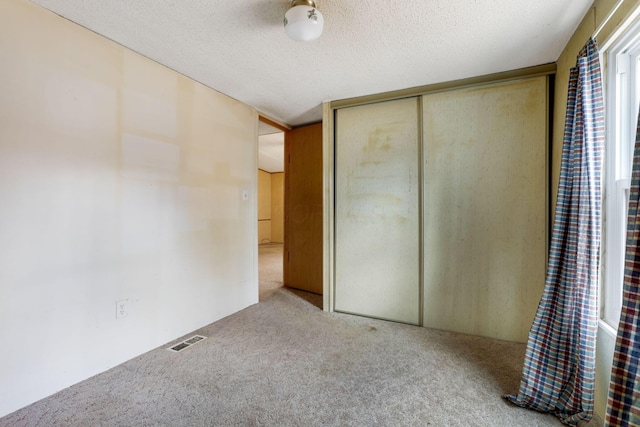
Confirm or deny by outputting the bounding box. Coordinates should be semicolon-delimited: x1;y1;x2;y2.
29;0;593;127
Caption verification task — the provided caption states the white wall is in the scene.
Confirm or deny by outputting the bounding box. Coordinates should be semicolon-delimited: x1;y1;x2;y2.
0;0;258;417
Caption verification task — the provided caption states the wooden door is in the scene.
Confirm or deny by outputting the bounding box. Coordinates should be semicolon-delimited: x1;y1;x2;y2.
284;123;323;295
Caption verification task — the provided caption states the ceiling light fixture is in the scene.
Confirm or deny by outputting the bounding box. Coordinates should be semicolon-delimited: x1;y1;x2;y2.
284;0;324;42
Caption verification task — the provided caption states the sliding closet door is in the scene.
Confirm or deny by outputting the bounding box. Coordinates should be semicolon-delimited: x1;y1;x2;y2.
422;77;548;342
334;97;420;325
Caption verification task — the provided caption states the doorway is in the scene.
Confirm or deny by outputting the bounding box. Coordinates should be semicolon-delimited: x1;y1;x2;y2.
257;117;324;310
258;117;286;301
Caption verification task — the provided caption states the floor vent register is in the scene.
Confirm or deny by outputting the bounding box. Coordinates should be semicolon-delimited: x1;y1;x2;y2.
168;335;206;352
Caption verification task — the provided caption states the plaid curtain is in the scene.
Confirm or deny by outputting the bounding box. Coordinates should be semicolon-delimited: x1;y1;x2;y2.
505;38;604;426
605;109;640;426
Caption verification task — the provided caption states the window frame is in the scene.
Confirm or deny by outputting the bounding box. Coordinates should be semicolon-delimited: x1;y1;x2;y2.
602;20;640;329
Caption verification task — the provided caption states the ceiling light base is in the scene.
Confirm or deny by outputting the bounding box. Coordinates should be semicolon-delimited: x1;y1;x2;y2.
284;0;324;42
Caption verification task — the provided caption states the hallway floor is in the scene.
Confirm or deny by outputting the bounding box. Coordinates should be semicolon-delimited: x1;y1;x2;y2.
258;243;284;301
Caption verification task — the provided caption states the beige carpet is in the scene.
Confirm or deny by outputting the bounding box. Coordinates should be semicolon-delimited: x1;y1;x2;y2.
0;285;604;426
259;243;322;309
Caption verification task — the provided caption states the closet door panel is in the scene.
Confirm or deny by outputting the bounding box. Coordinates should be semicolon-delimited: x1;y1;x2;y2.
334;97;420;325
422;77;548;342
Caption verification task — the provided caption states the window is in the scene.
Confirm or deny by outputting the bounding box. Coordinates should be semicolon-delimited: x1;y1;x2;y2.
602;19;640;329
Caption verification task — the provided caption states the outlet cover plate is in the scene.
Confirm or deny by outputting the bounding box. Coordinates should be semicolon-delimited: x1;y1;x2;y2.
116;299;129;319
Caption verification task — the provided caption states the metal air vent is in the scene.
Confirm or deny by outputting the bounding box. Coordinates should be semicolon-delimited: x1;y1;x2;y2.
168;335;206;352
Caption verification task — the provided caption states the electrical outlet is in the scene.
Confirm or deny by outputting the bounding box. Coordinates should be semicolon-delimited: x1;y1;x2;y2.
116;299;128;319
242;190;249;201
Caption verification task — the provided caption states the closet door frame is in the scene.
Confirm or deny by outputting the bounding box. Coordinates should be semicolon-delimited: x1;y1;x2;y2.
322;64;555;321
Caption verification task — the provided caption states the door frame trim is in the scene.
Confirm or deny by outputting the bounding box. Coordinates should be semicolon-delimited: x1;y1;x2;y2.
322;103;335;312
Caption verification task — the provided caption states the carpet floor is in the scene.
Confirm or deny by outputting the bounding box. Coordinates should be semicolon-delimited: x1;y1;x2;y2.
0;246;603;426
258;243;284;302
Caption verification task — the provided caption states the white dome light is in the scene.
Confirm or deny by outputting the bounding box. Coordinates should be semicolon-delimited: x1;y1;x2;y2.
284;0;324;42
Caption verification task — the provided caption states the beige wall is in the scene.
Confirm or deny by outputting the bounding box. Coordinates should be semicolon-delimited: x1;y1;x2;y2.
257;170;284;244
0;0;258;417
271;172;285;243
258;169;272;243
553;0;640;418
